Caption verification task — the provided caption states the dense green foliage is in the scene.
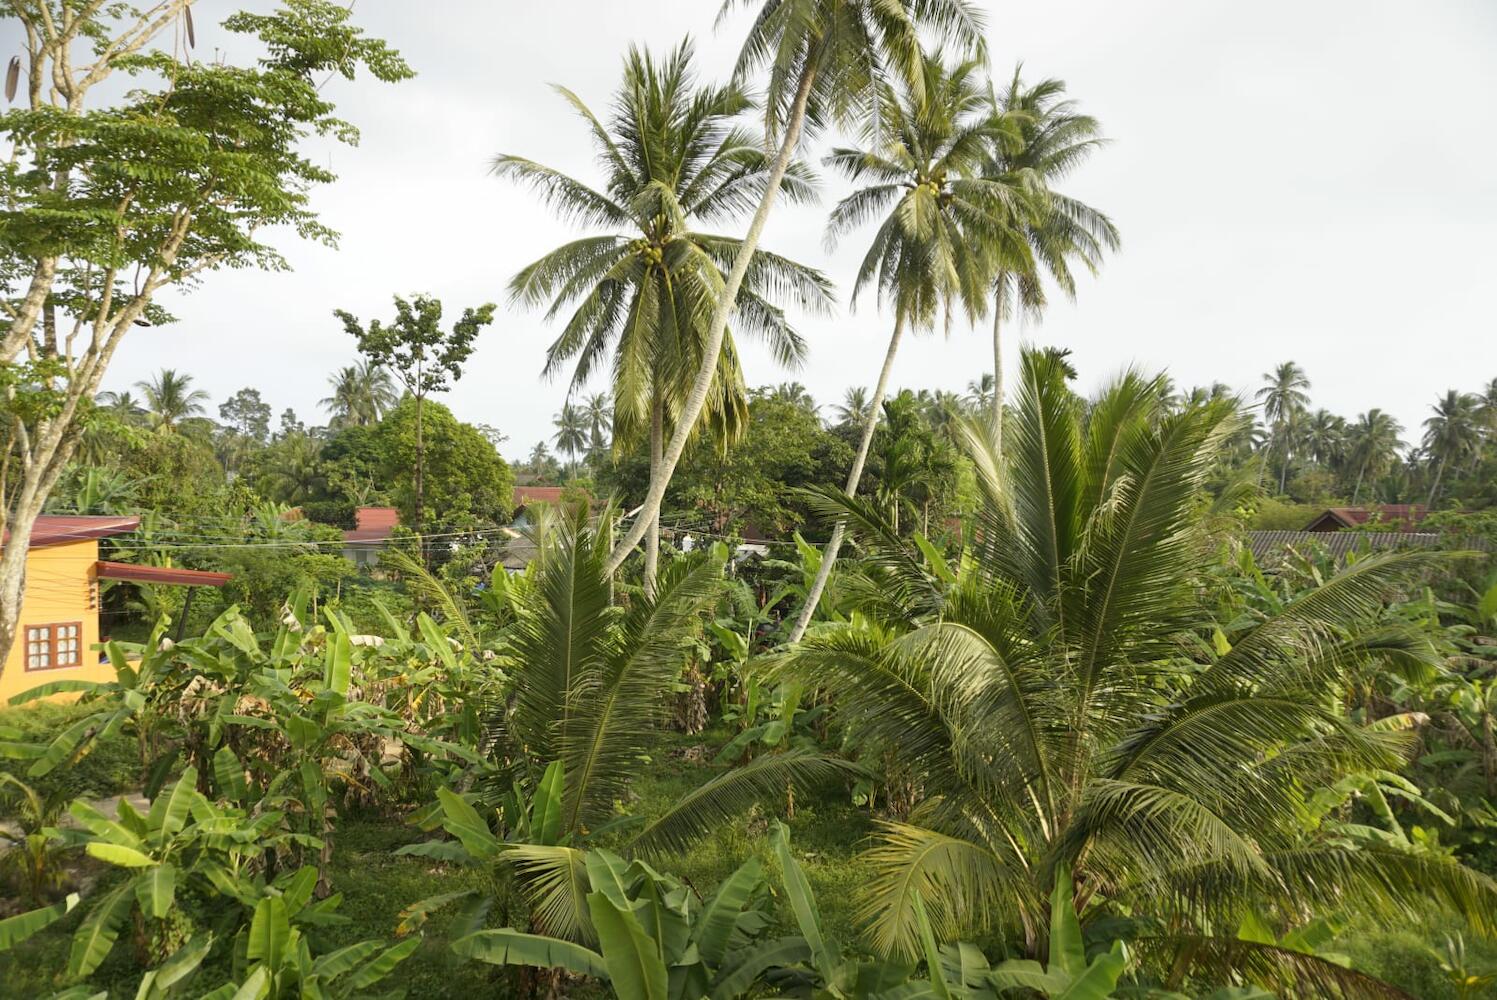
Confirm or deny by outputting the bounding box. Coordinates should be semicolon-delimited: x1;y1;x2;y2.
4;1;1497;998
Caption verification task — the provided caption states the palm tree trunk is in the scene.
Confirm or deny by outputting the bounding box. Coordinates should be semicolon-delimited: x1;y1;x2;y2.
787;312;907;644
604;63;817;577
1352;459;1366;504
1426;457;1446;508
1277;438;1289;495
990;280;1005;448
1482;705;1495;799
644;395;664;596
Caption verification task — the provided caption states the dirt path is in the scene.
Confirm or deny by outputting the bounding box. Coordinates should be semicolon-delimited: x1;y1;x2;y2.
0;790;150;839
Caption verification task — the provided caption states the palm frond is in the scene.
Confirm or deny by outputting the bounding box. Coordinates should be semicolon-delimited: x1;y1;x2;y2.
630;749;863;856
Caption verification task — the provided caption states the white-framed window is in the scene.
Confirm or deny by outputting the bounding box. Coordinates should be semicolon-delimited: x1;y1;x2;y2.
24;621;82;670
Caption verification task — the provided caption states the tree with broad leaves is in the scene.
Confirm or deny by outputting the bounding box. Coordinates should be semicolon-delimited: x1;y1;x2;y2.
0;0;411;682
218;387;272;444
335;295;496;539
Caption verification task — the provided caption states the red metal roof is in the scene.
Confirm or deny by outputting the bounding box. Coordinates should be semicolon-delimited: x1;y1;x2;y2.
344;506;399;543
514;486;565;506
8;515;141;549
96;561;232;587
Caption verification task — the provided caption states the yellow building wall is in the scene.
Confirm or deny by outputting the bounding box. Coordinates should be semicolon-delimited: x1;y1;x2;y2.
0;539;113;705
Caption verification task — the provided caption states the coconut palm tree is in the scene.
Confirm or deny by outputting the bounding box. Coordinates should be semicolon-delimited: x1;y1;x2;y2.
256;432;326;505
94;389;148;426
1255;361;1311;493
321;360;397;428
833;386;872;430
1479;377;1497;435
733;349;1497;976
1423;390;1482;506
1302;408;1348;469
1345;408;1404;503
787;52;1038;643
603;0;986;576
580;392;613;454
135;369;209;433
551;403;588;467
499;40;832;593
487;503;730;849
981;70;1119;443
769;381;817;412
964;373;995;413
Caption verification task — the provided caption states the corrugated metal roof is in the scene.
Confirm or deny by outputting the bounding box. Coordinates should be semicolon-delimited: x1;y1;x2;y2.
1248;530;1447;565
8;515;141;549
96;561;232;587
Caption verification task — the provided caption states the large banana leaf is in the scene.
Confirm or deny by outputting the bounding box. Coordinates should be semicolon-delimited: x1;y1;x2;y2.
451;928;607;978
693;856;765;966
588;891;670;1000
246;897;291;969
0;893;78;951
68;881;133;977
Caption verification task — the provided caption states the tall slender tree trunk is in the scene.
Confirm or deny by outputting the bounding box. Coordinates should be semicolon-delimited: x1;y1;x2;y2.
644;395;664;596
787;313;908;644
414;392;424;534
604;64;817;576
1426;457;1446;508
1352;460;1366;504
990;280;1005;449
1277;437;1289;495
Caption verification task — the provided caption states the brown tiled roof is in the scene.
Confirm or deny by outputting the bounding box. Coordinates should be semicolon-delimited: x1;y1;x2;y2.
9;515;141;549
1305;505;1430;532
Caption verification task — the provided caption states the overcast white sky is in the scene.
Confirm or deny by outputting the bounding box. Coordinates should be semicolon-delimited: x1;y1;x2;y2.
87;0;1497;460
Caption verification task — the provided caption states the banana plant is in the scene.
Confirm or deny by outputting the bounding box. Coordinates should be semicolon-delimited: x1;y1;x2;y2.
51;767;339;978
9;616;184;788
449;845;799;999
194;895;418;1000
52;892;418;1000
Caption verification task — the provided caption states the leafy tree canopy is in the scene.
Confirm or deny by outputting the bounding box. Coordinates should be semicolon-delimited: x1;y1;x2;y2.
373;397;514;530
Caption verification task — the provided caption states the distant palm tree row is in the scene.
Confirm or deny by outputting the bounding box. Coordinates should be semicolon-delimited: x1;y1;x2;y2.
99;361;402;438
1253;363;1497;507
